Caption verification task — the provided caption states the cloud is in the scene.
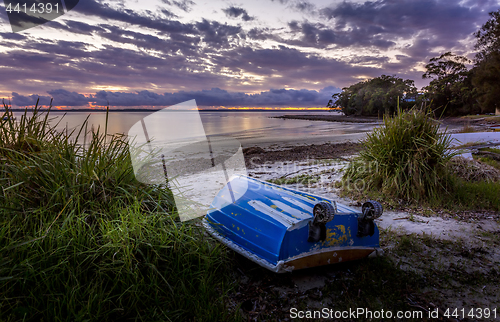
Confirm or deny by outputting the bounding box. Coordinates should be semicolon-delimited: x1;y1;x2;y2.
222;6;254;21
162;0;195;12
209;45;385;88
11;92;53;107
10;87;341;108
2;0;498;98
287;20;396;48
73;0;196;34
95;24;200;54
195;19;242;45
269;0;315;12
319;0;485;50
4;10;52;32
0;30;390;97
62;20;107;35
47;89;91;106
0;32;27;41
291;1;316;13
66;1;243;47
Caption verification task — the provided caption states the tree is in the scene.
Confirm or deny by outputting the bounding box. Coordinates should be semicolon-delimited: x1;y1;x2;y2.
472;52;500;113
474;10;500;62
327;75;417;116
473;9;500;113
422;52;478;115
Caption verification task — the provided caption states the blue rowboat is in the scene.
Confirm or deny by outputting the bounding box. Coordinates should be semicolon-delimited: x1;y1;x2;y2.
203;175;383;273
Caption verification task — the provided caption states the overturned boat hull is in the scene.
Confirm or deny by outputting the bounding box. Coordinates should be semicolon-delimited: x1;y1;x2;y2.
203;175;382;273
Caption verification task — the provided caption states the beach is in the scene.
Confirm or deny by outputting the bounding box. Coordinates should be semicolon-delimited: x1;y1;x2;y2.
3;108;500;321
231;116;500;320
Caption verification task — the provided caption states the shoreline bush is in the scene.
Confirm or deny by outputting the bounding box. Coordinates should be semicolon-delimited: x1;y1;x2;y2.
342;107;454;202
341;107;500;211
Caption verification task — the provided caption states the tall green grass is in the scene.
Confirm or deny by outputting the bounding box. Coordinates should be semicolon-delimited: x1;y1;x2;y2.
1;101;237;321
342;107;455;202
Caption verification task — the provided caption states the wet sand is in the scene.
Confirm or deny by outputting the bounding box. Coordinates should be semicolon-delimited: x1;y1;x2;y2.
273;114;382;123
243;142;361;168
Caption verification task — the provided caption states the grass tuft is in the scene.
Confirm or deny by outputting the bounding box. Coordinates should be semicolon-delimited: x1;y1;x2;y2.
342;107;455;203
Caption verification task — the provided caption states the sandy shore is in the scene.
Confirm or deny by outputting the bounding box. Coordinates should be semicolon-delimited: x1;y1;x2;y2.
273;114;382;123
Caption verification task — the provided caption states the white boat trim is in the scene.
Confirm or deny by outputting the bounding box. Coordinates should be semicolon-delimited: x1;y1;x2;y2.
247;199;301;227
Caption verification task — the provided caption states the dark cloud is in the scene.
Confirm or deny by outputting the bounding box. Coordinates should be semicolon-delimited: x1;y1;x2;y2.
319;0;485;50
9;90;88;107
195;19;242;45
162;0;195;12
0;32;27;41
47;89;91;106
287;20;395;49
198;45;389;90
247;27;271;40
63;1;242;48
292;1;315;13
95;24;200;54
62;20;107;35
9;87;340;108
11;92;53;107
73;0;196;34
222;6;254;21
159;9;178;18
4;10;52;32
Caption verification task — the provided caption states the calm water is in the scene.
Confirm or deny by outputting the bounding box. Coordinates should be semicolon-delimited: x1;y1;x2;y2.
12;110;378;147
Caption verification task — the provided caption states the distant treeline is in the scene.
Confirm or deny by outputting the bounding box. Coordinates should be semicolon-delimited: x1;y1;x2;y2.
4;108;330;112
328;9;500;117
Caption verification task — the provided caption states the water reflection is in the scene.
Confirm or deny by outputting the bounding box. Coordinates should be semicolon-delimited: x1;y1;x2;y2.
11;110;379;146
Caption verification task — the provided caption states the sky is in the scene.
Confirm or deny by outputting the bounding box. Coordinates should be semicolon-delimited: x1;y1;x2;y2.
0;0;498;109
